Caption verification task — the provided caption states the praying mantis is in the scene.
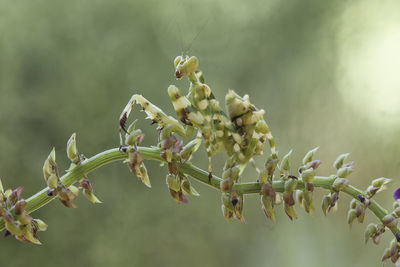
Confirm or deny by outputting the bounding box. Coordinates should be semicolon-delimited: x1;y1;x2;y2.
119;55;278;221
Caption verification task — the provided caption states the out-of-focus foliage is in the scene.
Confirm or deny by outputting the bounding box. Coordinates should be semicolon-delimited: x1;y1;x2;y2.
0;0;400;266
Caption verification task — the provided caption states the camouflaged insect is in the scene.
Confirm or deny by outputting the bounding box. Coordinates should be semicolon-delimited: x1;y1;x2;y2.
120;55;277;170
119;56;278;219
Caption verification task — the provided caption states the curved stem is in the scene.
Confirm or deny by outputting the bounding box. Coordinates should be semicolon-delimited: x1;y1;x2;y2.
0;146;398;239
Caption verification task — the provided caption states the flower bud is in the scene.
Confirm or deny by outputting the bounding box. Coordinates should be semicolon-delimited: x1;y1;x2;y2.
181;179;200;196
223;156;236;170
43;148;56;181
394;207;400;218
284;203;297;220
304;160;322;170
265;157;278;179
322;195;332;216
33;219;48;232
22;225;41;245
391;252;400;264
355;202;364;217
305;182;314;192
280;150;292;173
350;199;357;209
394;188;400;201
80;178;92;191
138;165;151;188
84;190;102;204
275;193;283;205
161;149;173;163
372;177;392;188
347;209;357;228
302;147;319;165
122;119;136;135
283;191;295;206
67;133;79;163
357;211;365;224
333;153;349;170
167;162;178;176
14;200;26;216
58;188;77;208
337;166;353;178
381;248;391;262
125;129;143;146
58;188;77;202
261;195;275;222
259;164;271;185
0;206;5;217
5;222;22;236
366;185;380;197
390;238;400;256
332;178;349;191
2;210;13;223
364;223;377;244
301;168;315;183
180;138;201;161
166;174;180;192
168;188;180;202
383;214;398;228
302;190;314;215
296;190;304;207
8;187;23;204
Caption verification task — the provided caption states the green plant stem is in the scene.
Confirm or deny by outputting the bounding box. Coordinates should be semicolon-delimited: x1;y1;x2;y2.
0;146;398;238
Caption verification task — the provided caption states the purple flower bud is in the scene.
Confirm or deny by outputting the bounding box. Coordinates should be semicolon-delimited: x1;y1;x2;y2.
396;232;400;242
46;189;56;196
4;230;11;238
393;188;400;200
357;194;366;203
8;187;23;203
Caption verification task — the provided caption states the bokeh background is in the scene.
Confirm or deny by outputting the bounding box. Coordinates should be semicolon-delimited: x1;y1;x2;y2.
1;0;400;266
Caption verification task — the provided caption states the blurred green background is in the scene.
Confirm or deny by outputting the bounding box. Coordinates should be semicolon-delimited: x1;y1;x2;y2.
1;0;400;266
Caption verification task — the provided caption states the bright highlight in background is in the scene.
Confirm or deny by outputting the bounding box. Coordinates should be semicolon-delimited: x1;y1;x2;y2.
337;2;400;124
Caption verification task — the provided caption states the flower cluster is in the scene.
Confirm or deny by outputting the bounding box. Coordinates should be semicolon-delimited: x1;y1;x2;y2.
380;189;400;265
0;181;47;244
